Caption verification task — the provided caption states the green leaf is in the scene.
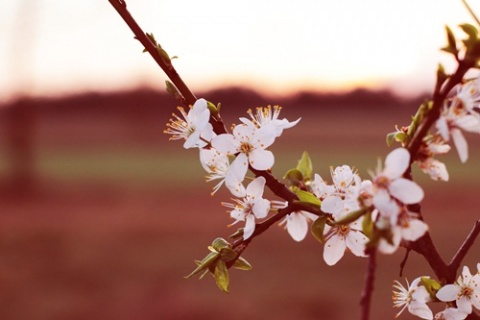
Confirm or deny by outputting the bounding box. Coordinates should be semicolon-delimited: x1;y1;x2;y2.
212;238;231;252
311;216;328;243
296;151;313;180
283;168;304;186
420;277;442;300
165;80;183;101
185;251;219;278
292;187;321;206
233;256;253;271
214;259;230;293
219;248;237;263
333;207;368;226
386;132;396;147
362;210;374;239
460;23;479;50
441;26;458;56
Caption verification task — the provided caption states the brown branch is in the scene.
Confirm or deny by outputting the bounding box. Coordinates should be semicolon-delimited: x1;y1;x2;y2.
360;248;376;320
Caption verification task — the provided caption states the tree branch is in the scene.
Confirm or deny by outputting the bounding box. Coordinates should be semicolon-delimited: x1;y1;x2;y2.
360;248;376;320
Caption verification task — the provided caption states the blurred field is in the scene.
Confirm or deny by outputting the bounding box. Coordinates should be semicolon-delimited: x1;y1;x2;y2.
0;89;479;320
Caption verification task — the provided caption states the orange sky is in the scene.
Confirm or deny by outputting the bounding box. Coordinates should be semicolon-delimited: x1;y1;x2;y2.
1;0;478;103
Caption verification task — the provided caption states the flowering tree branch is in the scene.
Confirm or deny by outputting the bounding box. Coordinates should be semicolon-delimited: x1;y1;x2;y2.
109;1;480;319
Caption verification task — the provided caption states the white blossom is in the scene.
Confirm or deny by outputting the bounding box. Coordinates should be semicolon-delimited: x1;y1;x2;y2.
434;307;468;320
240;105;301;137
436;266;480;315
164;98;214;149
393;277;433;319
222;177;271;240
212;123;276;185
279;210;318;242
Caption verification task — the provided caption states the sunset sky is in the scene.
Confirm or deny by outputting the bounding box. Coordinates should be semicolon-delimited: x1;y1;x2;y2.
1;0;479;103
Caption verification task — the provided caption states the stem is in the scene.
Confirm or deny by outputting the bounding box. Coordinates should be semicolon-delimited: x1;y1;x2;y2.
449;219;480;274
360;248;376;320
463;0;480;27
108;0;197;106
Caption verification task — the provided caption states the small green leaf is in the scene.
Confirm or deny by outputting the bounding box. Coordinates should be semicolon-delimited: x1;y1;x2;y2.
420;277;442;300
212;238;231;252
214;259;230;293
219;248;237;263
296;151;313;180
292;187;321;206
233;256;253;271
333;207;368;226
185;251;219;278
284;168;304;186
441;26;459;56
311;216;327;243
386;132;396;147
362;210;374;239
165;80;183;101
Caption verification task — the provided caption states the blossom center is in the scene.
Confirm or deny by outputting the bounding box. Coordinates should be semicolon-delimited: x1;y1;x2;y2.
240;142;254;154
459;286;473;299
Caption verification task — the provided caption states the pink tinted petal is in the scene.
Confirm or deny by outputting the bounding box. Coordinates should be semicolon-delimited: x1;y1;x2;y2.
246;176;266;199
384;148;410;179
321;196;343;216
456;114;480;133
183;131;202;149
212;134;238;155
286;213;309;242
249;149;274;170
346;231;368;257
323;234;346;266
436;284;459;302
252;198;270;219
389;178;424;204
451;128;468;163
230;208;245;221
409;301;433;320
243;215;256;240
191;98;207;115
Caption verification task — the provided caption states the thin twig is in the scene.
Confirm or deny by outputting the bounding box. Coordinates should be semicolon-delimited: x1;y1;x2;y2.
463;0;480;27
449;219;480;274
360;248;376;320
108;0;197;106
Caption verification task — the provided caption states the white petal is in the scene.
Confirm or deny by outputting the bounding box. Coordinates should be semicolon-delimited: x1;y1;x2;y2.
323;234;346;266
408;301;433;320
191;98;208;115
377;229;401;254
401;219;428;241
321;196;343;216
436;116;450;141
457;295;472;314
243;214;256;240
436;284;459;302
233;123;256;141
246;176;266;199
248;149;274;170
286;213;309;242
451;128;469;163
346;231;368;257
254;124;276;148
225;156;248;197
252;198;270;219
456;114;480;133
389;178;424;204
384;148;410;179
211;134;238;155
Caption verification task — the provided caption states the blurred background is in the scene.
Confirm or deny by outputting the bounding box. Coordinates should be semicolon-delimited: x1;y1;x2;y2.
0;1;479;319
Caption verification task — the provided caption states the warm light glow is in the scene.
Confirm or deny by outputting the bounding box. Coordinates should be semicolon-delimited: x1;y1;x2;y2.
0;0;478;102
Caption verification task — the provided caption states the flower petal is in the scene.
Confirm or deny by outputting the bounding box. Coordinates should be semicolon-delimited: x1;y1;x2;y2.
451;128;469;163
345;231;368;257
252;198;270;219
408;301;433;320
401;219;428;241
436;284;459;302
323;234;346;266
389;178;424;204
384;148;410;179
286;212;309;242
243;214;256;240
248;149;274;170
212;134;238;155
246;176;266;199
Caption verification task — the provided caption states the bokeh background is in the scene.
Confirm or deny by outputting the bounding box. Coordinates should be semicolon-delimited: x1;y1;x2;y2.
1;1;479;319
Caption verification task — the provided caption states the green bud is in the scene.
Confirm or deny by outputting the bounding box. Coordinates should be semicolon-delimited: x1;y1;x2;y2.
212;237;232;252
283;168;304;186
296;151;313;181
420;277;442;300
233;256;253;271
185;251;219;279
292;187;321;206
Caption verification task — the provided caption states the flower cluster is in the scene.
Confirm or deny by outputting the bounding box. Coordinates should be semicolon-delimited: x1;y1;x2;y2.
413;78;480;181
165;101;301;238
393;264;480;320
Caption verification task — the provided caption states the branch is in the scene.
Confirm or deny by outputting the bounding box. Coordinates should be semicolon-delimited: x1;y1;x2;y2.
360;248;376;320
449;219;480;274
